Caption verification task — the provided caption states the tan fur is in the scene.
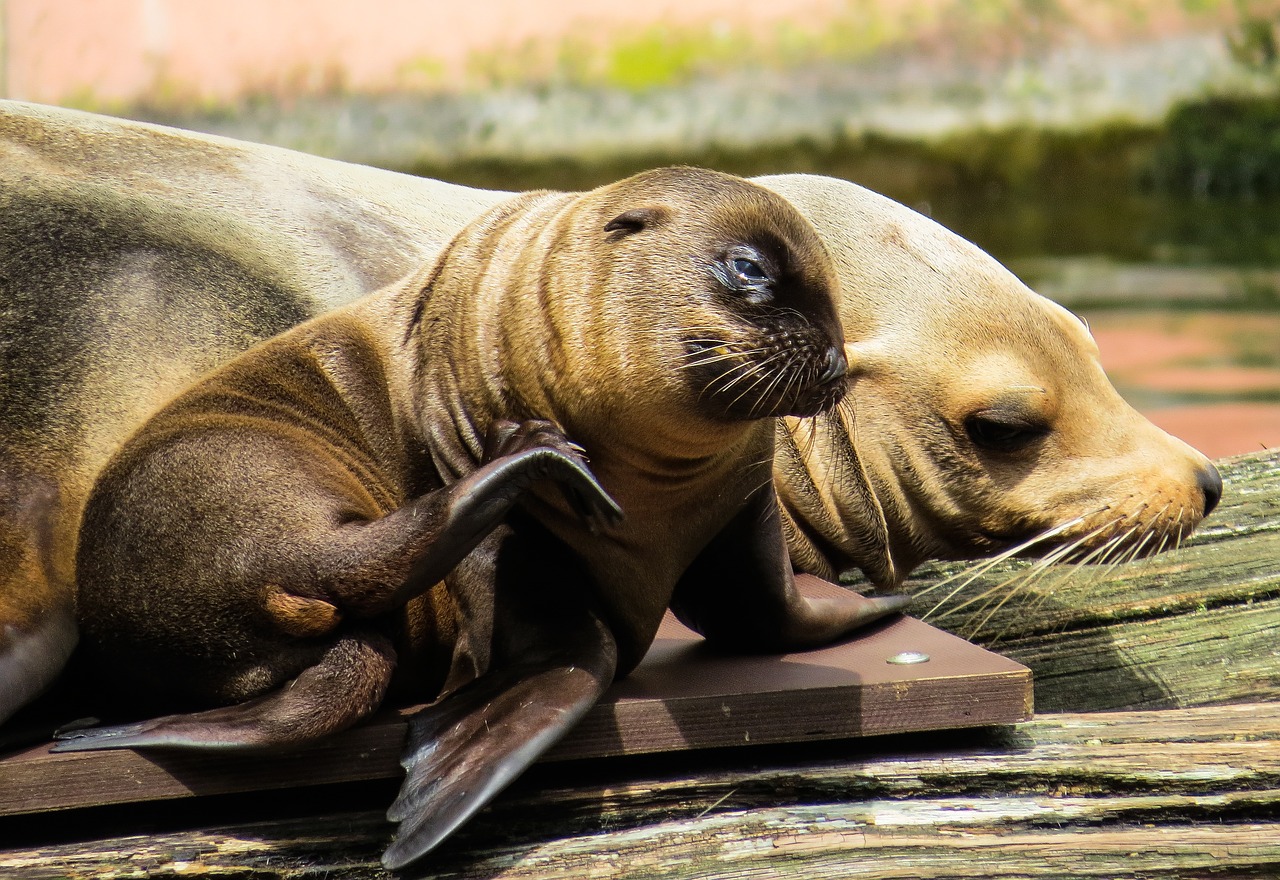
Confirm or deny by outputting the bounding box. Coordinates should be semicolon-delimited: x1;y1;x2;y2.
758;174;1220;586
0;102;1219;722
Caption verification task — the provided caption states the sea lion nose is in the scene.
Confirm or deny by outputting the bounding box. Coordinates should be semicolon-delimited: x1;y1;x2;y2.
1198;462;1223;516
819;346;848;384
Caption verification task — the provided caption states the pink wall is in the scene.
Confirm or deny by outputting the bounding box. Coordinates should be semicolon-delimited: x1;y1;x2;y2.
3;0;841;105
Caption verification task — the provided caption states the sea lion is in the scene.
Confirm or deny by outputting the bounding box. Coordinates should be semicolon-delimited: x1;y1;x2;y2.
756;174;1223;588
0;99;508;724
52;167;903;869
0;101;1221;726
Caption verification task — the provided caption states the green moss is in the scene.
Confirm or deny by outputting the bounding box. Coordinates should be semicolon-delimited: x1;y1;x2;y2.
1147;94;1280;197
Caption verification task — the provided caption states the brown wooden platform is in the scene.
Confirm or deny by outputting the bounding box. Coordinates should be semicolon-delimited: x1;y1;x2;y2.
0;577;1030;817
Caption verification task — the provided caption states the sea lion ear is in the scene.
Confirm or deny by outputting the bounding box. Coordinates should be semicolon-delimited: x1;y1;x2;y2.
604;206;669;236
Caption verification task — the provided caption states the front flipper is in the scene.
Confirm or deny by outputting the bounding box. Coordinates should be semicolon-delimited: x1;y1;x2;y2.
328;420;622;617
672;485;909;653
381;614;616;870
53;630;396;751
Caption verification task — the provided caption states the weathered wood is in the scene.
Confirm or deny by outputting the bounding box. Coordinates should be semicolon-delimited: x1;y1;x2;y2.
4;702;1278;878
876;448;1280;712
1;456;1272;876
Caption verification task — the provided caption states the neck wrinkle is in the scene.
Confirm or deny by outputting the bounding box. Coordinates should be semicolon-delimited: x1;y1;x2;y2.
409;192;572;482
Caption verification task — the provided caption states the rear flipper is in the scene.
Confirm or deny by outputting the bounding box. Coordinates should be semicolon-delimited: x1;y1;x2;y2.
52;630;395;751
381;614;617;870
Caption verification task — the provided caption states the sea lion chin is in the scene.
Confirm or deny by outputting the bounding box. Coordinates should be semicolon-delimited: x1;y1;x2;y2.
55;166;903;869
759;174;1223;587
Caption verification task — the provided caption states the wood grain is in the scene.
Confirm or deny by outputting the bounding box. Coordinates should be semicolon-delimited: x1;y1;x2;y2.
4;702;1277;878
879;448;1280;712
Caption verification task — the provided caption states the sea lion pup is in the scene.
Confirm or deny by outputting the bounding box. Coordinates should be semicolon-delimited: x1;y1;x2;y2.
53;167;905;869
757;175;1224;589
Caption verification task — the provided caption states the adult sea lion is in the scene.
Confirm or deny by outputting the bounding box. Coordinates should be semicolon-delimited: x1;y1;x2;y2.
758;174;1223;589
0;101;1221;725
52;167;903;868
0;100;508;724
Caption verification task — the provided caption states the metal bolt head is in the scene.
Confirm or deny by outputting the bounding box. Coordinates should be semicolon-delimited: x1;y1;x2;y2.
886;650;930;665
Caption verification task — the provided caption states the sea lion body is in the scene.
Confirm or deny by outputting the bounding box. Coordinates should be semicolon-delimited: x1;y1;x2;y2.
0;102;1221;725
58;168;897;867
0;100;507;722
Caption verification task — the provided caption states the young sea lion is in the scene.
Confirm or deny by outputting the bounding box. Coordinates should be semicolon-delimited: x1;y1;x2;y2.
52;167;903;868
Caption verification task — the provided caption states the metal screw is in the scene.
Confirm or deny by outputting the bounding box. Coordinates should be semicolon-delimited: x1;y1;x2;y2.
886;650;930;665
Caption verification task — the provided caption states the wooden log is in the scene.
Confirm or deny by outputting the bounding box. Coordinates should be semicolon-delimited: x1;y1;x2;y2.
871;448;1280;713
4;702;1278;878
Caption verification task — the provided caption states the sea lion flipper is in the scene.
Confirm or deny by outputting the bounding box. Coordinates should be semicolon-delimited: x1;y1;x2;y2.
672;484;910;653
382;616;617;870
482;419;624;531
52;630;395;751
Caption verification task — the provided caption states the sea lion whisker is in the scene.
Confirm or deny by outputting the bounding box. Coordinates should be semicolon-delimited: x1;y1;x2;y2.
948;510;1138;630
677;351;750;373
941;521;1103;625
916;510;1098;610
744;354;795;419
677;343;756;371
921;535;1064;621
725;350;794;411
700;356;767;400
1121;513;1167;567
750;351;809;418
726;362;780;410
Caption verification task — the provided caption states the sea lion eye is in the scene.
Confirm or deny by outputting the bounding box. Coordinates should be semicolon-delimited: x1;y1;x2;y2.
965;414;1048;453
732;257;767;283
714;246;775;302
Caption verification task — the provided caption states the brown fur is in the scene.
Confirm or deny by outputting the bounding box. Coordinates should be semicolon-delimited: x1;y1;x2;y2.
72;166;851;712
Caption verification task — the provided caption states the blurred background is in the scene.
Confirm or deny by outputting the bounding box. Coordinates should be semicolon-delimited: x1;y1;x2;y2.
4;0;1278;458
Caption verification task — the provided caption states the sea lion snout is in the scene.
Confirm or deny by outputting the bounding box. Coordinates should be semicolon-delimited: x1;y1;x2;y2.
818;346;848;385
1198;462;1224;516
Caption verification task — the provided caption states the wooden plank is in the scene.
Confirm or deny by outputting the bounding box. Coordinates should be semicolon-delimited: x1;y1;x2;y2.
4;703;1278;879
0;578;1030;817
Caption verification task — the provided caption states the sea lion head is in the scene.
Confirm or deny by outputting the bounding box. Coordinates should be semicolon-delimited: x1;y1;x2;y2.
425;167;850;477
759;174;1222;587
601;168;848;423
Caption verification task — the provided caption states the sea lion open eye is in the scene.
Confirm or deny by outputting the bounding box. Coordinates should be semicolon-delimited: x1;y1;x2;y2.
713;245;775;303
965;413;1049;453
732;257;768;283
